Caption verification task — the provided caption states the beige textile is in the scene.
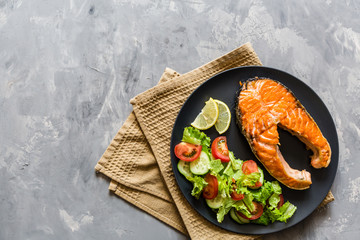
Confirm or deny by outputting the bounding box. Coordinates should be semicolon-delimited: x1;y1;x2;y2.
95;42;334;239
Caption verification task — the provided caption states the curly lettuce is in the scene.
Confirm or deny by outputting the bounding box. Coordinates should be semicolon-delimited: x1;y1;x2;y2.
182;127;211;148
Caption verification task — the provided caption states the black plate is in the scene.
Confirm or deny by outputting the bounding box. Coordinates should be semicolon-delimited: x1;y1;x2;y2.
170;66;339;235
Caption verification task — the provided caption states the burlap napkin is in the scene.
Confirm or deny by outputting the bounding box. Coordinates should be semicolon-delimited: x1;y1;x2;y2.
95;42;334;239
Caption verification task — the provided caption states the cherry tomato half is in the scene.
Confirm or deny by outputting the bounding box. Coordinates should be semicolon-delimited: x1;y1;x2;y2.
174;142;202;162
211;136;230;162
238;201;264;220
242;160;259;174
202;174;218;200
277;194;284;209
242;160;262;189
250;181;263;189
230;184;244;201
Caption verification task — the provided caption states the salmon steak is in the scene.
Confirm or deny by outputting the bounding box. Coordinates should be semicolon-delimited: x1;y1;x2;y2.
236;78;331;190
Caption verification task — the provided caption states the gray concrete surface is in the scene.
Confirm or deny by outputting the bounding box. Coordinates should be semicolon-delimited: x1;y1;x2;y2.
1;0;359;239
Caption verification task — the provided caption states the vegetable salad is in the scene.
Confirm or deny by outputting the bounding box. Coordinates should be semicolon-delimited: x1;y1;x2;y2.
174;127;297;225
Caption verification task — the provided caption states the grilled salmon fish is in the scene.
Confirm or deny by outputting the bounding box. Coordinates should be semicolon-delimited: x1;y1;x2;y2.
236;78;331;190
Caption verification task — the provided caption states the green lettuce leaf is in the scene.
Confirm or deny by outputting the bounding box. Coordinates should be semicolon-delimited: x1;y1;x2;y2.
223;162;234;178
243;193;255;212
266;206;282;223
271;181;282;195
236;172;261;187
182;127;211;147
216;198;235;223
250;181;273;205
252;211;270;225
265;200;297;223
277;202;297;222
228;151;242;170
187;175;208;199
268;193;280;209
232;170;242;181
217;175;232;198
210;159;224;174
236;185;251;195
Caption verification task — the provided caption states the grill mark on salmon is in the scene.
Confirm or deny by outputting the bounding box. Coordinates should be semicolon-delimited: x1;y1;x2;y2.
236;78;331;190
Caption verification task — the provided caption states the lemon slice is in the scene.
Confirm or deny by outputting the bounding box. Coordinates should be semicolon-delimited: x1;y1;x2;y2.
214;100;231;134
191;98;219;130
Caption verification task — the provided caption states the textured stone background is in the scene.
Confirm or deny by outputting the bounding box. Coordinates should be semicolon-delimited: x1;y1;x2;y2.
1;0;359;239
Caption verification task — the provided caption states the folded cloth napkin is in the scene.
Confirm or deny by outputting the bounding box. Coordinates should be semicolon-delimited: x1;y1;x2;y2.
95;42;334;239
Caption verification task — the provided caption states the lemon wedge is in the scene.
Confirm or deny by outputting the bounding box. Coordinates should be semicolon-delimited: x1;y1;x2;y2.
214;100;231;134
191;98;219;130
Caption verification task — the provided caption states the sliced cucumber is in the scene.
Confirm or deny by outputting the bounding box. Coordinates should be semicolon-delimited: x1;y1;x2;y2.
190;151;210;175
230;208;249;224
232;201;252;223
205;193;224;209
235;210;250;224
230;208;243;224
177;160;193;178
230;208;250;224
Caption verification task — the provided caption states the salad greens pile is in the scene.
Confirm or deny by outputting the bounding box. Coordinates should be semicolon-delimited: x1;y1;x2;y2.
176;126;297;225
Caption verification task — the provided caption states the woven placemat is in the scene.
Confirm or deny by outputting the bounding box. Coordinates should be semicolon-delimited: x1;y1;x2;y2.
95;42;334;239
